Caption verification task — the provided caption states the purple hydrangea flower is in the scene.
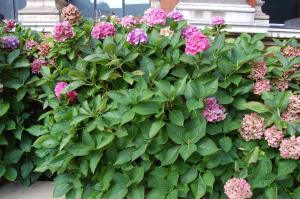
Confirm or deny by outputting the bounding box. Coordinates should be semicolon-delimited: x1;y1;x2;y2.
127;28;148;45
211;16;225;26
168;10;184;21
121;15;138;28
1;36;19;50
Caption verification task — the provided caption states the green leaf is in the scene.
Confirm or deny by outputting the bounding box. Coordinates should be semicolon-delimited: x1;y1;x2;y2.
53;183;72;197
103;36;116;55
4;149;23;164
70;115;90;126
95;133;114;149
67;144;93;156
218;137;232;153
0;102;10;117
124;52;139;63
203;171;215;187
248;146;260;164
169;110;184;126
252;174;276;188
133;102;160;115
128;186;144;199
83;53;110;62
161;146;180;166
114;148;132;165
179;144;197;161
166;124;185;144
265;185;278;199
180;167;198;184
186;99;204;111
149;120;165;138
89;152;102;174
197;138;219;156
0;165;5;177
233;99;270;113
26;125;48;136
140;56;155;77
21;160;34;178
4;167;17;181
7;49;20;64
191;175;206;198
277;160;297;176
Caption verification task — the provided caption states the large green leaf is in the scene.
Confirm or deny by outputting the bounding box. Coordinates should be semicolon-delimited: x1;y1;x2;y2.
197;138;219;156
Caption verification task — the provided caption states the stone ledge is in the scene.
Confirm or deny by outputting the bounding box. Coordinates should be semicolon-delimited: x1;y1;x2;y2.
0;181;64;199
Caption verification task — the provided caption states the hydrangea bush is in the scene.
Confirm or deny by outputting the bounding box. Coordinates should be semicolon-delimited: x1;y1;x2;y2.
1;4;300;199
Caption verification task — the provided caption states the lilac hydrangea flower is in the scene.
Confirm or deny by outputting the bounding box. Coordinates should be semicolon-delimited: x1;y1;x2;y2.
203;97;226;123
211;16;225;26
1;36;19;50
127;28;148;45
168;10;184;21
144;8;167;26
121;15;138;28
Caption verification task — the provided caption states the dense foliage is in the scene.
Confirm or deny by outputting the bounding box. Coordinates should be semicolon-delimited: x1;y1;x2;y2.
1;6;300;199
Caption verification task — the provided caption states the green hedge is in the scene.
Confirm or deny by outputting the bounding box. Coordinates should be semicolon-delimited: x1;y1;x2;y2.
1;7;300;199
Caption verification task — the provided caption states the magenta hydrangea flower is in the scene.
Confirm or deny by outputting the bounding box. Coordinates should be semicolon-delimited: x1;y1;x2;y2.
280;136;300;159
144;8;167;26
127;28;148;45
239;113;265;141
91;22;116;40
4;19;16;31
121;15;138;28
253;79;271;95
185;32;210;55
52;21;74;42
54;82;78;104
181;25;198;38
31;59;47;74
203;97;226;123
264;125;284;148
248;61;267;80
1;36;19;50
26;39;38;49
168;10;184;21
211;16;225;26
224;178;253;199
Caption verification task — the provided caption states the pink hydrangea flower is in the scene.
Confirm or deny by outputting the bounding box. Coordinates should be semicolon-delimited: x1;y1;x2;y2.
25;39;38;49
4;19;16;31
168;10;184;21
185;32;210;55
280;136;300;159
239;113;265;141
54;82;78;103
144;8;167;26
281;95;300;121
272;79;289;92
248;61;267;80
211;16;225;26
203;97;226;123
61;4;81;24
37;43;50;57
253;79;271;95
121;15;138;28
181;25;198;38
31;59;47;74
127;28;148;45
91;22;116;40
52;21;74;42
224;178;253;199
264;125;284;148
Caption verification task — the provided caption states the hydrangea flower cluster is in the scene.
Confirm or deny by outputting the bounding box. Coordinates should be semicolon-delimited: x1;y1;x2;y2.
127;28;148;45
203;97;226;123
54;82;78;104
253;79;271;95
31;59;47;74
4;19;16;31
160;26;174;37
110;15;120;25
224;178;253;199
121;15;138;28
181;25;198;38
272;79;289;91
38;43;50;57
144;8;167;26
239;112;265;141
281;95;300;121
1;36;19;50
282;46;300;58
264;125;284;148
91;22;116;40
52;21;74;42
248;61;267;80
61;4;81;24
168;10;184;21
211;16;225;26
26;39;38;49
185;32;210;55
279;136;300;159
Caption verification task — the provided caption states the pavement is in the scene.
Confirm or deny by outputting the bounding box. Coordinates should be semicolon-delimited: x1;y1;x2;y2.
0;181;64;199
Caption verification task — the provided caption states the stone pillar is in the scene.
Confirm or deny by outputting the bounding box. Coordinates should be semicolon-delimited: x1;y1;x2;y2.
18;0;66;32
254;0;269;27
176;0;269;33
